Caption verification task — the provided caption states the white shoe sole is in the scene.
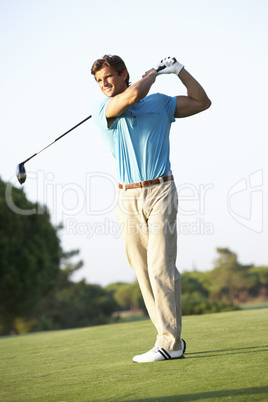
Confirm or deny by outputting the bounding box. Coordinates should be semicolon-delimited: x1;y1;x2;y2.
133;339;186;363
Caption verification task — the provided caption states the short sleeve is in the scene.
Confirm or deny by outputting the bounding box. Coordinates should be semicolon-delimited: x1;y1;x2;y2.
164;95;177;123
91;98;116;157
91;98;111;131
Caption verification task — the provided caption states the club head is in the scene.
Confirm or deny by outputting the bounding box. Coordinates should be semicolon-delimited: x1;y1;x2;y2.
16;163;26;185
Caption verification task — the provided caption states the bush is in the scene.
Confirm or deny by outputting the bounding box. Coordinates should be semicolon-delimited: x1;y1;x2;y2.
181;291;237;316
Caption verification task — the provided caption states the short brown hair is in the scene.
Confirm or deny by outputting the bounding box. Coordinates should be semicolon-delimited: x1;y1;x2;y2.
91;54;130;87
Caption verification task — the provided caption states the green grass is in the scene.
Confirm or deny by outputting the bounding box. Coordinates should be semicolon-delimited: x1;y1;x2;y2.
0;309;267;401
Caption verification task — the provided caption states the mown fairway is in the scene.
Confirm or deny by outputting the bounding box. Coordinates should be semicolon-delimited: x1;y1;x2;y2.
0;309;267;401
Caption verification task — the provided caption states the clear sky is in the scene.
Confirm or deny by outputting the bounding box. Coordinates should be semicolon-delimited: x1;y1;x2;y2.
1;0;267;286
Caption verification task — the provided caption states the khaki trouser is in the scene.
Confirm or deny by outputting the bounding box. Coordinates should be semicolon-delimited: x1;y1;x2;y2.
116;180;182;351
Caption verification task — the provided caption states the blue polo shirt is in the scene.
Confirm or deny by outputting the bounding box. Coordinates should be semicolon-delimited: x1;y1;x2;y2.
92;93;177;184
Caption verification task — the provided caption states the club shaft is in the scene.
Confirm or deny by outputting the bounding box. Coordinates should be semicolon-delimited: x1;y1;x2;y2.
22;115;92;164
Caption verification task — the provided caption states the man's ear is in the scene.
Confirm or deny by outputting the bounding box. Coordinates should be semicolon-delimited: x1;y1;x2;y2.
121;69;128;81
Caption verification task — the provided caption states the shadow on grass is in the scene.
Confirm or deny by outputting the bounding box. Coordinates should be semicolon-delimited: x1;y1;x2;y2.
129;386;268;401
186;345;268;359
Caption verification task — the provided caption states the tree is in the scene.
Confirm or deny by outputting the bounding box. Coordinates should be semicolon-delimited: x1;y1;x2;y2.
180;271;235;315
181;272;209;297
208;248;254;304
34;254;118;331
0;179;61;334
248;266;268;300
106;281;146;312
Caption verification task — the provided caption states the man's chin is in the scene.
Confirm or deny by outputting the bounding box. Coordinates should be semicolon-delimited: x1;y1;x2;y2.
104;89;114;97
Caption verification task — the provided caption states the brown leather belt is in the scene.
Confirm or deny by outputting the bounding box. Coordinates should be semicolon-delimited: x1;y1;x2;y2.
119;175;174;190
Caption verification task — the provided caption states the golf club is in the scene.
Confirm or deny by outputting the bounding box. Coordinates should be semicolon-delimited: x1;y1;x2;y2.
16;115;92;184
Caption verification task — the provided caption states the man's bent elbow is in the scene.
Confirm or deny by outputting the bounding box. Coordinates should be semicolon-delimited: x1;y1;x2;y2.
202;96;212;111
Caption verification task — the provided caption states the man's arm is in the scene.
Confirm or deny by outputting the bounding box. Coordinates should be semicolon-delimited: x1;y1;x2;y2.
106;70;157;120
174;68;211;118
156;57;211;118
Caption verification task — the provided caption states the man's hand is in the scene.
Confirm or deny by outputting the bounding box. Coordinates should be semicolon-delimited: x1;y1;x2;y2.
156;57;184;76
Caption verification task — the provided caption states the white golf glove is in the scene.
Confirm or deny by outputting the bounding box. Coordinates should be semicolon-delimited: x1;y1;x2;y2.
156;57;184;76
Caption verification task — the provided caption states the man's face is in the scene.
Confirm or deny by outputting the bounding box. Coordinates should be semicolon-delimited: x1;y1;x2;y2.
95;66;127;97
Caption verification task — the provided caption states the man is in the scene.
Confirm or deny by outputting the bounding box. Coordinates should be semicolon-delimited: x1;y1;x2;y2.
91;55;211;363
